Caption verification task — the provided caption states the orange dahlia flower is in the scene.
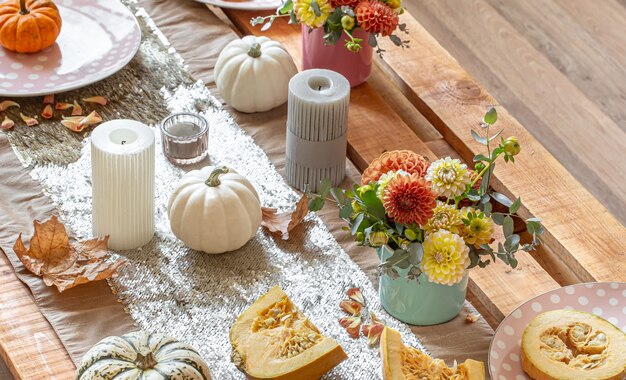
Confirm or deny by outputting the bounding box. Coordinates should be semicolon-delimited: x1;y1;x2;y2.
355;0;399;37
331;0;360;7
383;173;437;225
361;150;429;185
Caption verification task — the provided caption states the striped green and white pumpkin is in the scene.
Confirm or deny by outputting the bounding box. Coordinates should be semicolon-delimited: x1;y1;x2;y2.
76;331;212;380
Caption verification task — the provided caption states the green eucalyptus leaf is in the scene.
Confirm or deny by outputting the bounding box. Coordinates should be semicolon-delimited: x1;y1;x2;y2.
473;154;489;162
407;243;423;265
339;205;353;220
483;107;497;125
330;187;347;205
471;130;488;145
503;216;514;237
369;33;378;48
491;192;513;207
350;213;364;235
278;0;293;14
505;234;520;252
318;178;331;197
509;197;522;214
488;129;504;141
308;197;325;212
483;202;492;216
310;0;322;17
526;217;542;222
261;19;274;32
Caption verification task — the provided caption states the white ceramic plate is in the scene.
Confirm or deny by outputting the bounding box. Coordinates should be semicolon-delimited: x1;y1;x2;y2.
195;0;281;11
489;282;626;379
0;0;141;97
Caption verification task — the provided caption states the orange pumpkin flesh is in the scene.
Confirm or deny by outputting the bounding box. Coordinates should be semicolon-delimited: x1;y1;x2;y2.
381;327;485;380
0;0;62;53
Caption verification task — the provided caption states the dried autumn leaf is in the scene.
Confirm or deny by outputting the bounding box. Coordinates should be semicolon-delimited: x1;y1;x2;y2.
0;100;19;111
83;96;108;106
465;313;480;324
20;113;38;127
347;287;365;306
338;315;362;338
339;299;363;316
71;100;83;116
361;313;385;347
13;216;126;292
55;102;73;110
43;94;54;104
261;195;308;240
1;116;15;131
41;104;53;119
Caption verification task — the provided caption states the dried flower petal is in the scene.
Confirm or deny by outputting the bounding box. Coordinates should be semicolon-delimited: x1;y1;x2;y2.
1;116;15;131
347;287;365;306
80;110;102;125
338;315;362;338
361;313;385;346
43;94;54;104
71;101;83;116
83;96;107;106
20;113;38;127
0;100;20;112
339;299;363;316
61;111;103;132
55;102;73;110
465;313;480;324
41;104;53;119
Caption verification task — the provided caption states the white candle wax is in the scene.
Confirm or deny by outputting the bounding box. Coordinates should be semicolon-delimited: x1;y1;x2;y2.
286;69;350;191
91;120;155;250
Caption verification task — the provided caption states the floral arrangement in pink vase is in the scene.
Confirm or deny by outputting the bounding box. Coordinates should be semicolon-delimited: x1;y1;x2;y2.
252;0;409;55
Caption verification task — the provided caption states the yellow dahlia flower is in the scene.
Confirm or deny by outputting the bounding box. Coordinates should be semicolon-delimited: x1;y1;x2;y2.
295;0;333;28
459;207;494;246
425;157;470;198
422;201;463;235
421;230;469;285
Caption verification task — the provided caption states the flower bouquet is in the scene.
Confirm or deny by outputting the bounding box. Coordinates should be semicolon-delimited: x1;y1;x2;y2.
306;108;544;324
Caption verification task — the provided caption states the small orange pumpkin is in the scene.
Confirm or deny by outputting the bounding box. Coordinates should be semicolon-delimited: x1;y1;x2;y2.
0;0;62;53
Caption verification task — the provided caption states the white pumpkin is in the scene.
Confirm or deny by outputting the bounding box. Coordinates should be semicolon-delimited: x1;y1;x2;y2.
167;166;262;254
76;331;212;380
215;35;297;113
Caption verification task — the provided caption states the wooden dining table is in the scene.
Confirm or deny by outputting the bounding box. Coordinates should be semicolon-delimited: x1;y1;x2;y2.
1;1;624;379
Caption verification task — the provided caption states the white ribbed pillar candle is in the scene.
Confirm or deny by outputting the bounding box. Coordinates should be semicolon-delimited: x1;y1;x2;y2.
91;120;155;250
286;69;350;191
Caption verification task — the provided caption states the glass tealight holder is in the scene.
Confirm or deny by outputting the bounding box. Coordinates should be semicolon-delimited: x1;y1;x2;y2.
160;113;208;165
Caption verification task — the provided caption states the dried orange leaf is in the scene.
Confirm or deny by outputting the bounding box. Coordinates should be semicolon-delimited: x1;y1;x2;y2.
347;287;365;306
20;113;38;127
43;94;54;104
339;299;363;316
1;116;15;131
41;104;53;119
0;100;19;111
261;195;308;240
71;101;83;116
13;215;126;292
55;102;73;110
83;96;107;106
338;315;362;339
465;313;480;324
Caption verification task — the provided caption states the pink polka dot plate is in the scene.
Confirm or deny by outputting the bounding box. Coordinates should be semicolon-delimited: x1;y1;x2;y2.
0;0;141;97
194;0;282;11
489;282;626;379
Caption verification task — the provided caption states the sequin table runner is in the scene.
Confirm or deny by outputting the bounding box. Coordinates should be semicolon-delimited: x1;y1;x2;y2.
4;2;426;379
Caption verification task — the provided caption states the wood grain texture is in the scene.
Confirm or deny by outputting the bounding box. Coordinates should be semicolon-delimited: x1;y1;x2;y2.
376;10;626;284
0;252;75;380
404;0;626;224
224;10;563;326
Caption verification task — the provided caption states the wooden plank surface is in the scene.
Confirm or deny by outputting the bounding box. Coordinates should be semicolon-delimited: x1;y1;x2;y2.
224;9;561;325
0;252;75;380
373;11;626;284
404;0;626;224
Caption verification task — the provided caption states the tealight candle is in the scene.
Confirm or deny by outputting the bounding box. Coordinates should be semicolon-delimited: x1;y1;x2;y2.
286;69;350;191
160;113;208;165
91;120;155;250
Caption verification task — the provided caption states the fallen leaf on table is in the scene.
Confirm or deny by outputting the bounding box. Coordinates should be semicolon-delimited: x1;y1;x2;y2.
83;96;108;106
361;313;385;347
20;113;38;126
43;94;54;104
261;195;308;240
41;104;53;119
13;215;127;292
0;100;19;111
1;116;14;131
465;313;480;324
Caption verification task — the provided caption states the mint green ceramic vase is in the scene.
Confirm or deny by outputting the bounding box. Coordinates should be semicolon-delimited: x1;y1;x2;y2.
377;245;468;325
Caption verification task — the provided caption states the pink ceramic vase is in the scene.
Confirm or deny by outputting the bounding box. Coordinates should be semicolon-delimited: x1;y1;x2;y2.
301;25;373;87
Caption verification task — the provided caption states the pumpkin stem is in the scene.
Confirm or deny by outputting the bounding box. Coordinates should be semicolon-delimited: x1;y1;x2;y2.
247;43;262;58
19;0;29;15
134;351;158;370
205;166;229;187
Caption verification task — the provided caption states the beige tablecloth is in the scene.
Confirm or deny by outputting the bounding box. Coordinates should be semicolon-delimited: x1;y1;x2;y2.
0;1;493;378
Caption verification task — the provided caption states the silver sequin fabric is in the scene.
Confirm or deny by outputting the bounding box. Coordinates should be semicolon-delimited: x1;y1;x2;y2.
23;4;427;379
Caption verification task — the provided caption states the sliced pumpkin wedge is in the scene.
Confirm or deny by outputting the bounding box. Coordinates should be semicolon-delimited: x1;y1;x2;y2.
381;327;485;380
522;309;626;380
230;286;347;379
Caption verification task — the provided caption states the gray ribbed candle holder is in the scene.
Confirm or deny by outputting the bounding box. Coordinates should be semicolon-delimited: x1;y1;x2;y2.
286;69;350;192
